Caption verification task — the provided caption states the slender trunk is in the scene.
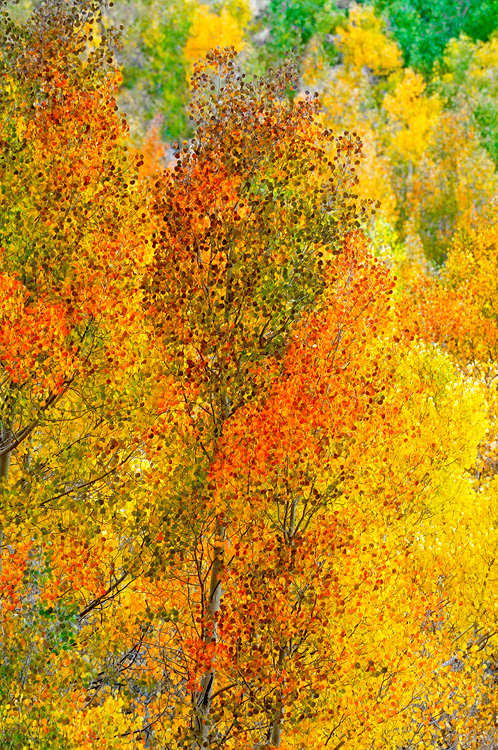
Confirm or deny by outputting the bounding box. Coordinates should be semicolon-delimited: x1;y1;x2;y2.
407;159;413;185
0;423;12;579
0;424;12;483
192;519;225;750
268;498;295;747
268;644;287;748
288;495;297;541
269;693;284;748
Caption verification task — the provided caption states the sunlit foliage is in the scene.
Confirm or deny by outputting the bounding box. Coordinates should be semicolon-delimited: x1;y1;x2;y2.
2;1;498;749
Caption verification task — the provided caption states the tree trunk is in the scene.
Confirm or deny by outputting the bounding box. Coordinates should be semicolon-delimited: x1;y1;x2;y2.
269;692;284;748
192;519;225;750
0;423;12;578
0;423;12;483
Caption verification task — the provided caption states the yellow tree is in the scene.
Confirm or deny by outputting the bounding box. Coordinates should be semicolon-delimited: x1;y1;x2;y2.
183;0;249;77
303;4;401;234
389;216;498;749
303;3;498;266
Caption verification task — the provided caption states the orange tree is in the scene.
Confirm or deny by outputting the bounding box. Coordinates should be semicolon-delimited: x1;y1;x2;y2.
135;51;488;749
138;47;381;748
0;0;161;745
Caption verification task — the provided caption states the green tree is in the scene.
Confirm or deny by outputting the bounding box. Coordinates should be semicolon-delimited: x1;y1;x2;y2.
249;0;346;73
367;0;498;75
113;0;193;141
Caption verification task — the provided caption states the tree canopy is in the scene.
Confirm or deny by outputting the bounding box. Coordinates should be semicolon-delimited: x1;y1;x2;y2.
2;1;498;749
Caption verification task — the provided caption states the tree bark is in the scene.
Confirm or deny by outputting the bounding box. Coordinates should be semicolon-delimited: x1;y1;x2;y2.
192;519;225;750
0;423;12;483
0;423;12;579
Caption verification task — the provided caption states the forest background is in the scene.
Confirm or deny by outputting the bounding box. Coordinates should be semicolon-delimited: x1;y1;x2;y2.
4;0;498;749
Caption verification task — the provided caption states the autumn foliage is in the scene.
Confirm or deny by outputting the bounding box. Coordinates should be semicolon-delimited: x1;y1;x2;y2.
2;1;498;749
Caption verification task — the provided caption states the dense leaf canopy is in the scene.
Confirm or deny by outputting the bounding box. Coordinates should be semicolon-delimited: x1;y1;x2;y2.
2;1;498;749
